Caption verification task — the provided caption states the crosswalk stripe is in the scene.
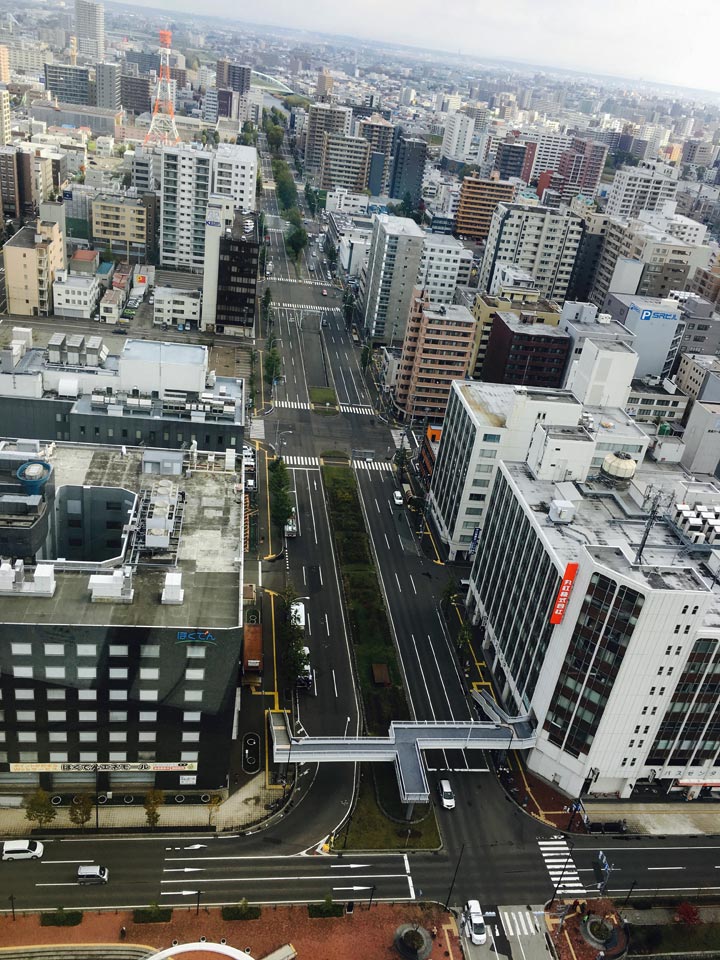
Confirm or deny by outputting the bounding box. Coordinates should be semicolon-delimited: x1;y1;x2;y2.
537;838;586;895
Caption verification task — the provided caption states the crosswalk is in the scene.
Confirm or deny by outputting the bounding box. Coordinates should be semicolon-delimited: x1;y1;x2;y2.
275;400;311;410
274;400;374;416
248;420;265;440
282;455;320;468
537;838;586;895
391;428;407;449
499;907;541;938
269;277;330;286
276;302;335;313
279;455;393;473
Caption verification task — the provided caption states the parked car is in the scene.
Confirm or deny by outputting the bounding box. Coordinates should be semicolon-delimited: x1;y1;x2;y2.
393;490;404;506
437;779;455;810
77;864;109;885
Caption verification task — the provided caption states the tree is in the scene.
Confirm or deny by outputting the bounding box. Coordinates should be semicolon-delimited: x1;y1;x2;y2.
24;788;57;829
676;901;701;925
256;169;263;196
441;575;459;616
287;207;303;229
262;287;272;318
264;348;282;384
304;183;317;217
343;290;356;325
143;788;164;829
268;461;293;530
456;621;472;654
394;443;410;483
360;345;371;373
325;239;338;266
266;124;285;152
68;793;94;829
207;794;222;826
278;578;300;618
286;226;308;262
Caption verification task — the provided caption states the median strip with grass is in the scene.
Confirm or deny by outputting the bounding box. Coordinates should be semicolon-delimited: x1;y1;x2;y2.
321;464;409;734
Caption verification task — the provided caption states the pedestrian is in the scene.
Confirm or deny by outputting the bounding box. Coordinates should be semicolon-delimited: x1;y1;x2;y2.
119;926;126;940
431;925;437;940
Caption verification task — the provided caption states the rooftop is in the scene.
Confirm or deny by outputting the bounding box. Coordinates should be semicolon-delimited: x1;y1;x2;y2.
505;460;719;597
120;339;207;367
496;312;571;337
457;381;581;428
0;442;244;629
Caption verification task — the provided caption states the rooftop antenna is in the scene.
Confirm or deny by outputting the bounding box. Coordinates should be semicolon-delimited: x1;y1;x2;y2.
144;29;179;147
634;489;668;565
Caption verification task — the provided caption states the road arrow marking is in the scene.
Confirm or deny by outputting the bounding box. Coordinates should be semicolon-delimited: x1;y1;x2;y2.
163;867;205;873
184;844;208;850
333;886;373;891
161;890;199;896
331;863;371;869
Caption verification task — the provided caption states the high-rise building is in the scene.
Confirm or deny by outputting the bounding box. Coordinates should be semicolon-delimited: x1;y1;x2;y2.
319;133;370;192
315;67;333;102
521;132;572;182
213;143;257;212
75;0;105;60
455;172;517;241
160;145;214;271
394;295;476;421
479;203;583;302
590;206;711;307
0;45;9;84
418;234;472;302
440;112;475;163
604;294;684;378
0;89;11;146
44;63;91;106
121;73;153;115
95;61;121;111
215;59;251;96
92;193;156;263
357;113;394;195
494;139;527;181
304;103;352;173
682;138;716;166
482;311;571;387
4;219;65;315
555;136;608;203
160;144;257;271
389;137;428;207
605;160;679;220
202;203;259;335
0;146;20;218
362;214;425;344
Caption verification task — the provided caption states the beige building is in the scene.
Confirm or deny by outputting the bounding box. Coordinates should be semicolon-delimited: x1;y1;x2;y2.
357;113;394;194
92;194;155;263
394;294;476;421
4;220;66;316
675;353;720;402
319;134;370;192
304;102;352;173
0;88;10;146
455;172;517;241
0;46;9;85
469;286;561;376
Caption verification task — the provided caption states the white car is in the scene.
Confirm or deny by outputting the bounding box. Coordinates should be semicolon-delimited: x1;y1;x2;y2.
463;901;487;945
2;839;44;861
393;490;404;506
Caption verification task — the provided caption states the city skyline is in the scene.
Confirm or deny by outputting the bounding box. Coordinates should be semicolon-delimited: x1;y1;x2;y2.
110;0;720;95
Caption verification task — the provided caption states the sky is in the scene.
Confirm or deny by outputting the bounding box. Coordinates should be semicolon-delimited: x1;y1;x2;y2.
125;0;720;94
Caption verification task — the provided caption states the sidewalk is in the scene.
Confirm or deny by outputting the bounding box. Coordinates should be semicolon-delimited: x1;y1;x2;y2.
0;903;462;960
0;773;280;838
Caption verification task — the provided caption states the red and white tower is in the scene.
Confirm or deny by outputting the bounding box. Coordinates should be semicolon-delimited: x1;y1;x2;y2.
144;29;179;146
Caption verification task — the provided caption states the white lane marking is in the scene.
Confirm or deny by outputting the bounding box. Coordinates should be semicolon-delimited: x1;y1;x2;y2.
36;882;78;887
332;669;338;697
409;575;417;594
375;498;380;513
404;853;415;900
43;860;94;865
306;470;319;545
395;573;402;593
319;566;323;587
647;866;685;870
325;613;330;635
161;872;410;883
409;633;435;721
384;533;390;549
426;633;454;718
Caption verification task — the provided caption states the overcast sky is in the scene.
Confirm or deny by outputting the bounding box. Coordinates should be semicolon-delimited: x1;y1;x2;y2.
138;0;719;93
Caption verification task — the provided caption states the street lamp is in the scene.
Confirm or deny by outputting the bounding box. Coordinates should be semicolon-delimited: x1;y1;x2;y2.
274;423;293;454
444;842;465;910
344;716;351;738
550;838;575;906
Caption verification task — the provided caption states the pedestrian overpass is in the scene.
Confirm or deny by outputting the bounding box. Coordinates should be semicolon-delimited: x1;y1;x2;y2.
269;690;536;806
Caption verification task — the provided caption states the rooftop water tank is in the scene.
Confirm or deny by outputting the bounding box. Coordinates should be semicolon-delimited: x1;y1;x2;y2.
16;460;53;495
600;452;636;488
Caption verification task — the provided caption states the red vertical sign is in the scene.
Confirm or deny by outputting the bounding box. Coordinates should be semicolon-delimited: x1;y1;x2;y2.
550;563;579;625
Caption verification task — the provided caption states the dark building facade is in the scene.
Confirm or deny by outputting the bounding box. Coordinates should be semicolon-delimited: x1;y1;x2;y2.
389;136;428;206
495;140;527;181
216;59;251;95
44;64;91;106
0;147;19;218
482;311;571;388
121;73;153;115
215;211;260;333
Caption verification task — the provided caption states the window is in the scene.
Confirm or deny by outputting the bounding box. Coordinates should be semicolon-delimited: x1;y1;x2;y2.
186;647;206;659
44;643;65;657
46;666;66;680
109;731;125;742
141;645;160;658
109;690;127;701
140;668;159;681
18;732;37;743
48;731;65;742
139;711;157;723
78;667;97;680
78;689;96;700
79;711;97;722
49;752;68;762
109;667;128;680
13;666;33;679
46;689;65;700
482;433;501;443
48;710;67;722
79;731;97;742
11;643;32;656
109;645;128;656
182;730;200;742
184;690;203;702
138;731;156;742
109;752;127;762
181;751;199;762
183;712;201;723
185;668;205;681
77;644;97;657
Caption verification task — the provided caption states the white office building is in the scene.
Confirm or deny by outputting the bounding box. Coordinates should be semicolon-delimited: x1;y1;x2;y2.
153;287;202;328
52;270;101;320
75;0;105;60
213;143;257;213
418;235;472;304
478;203;583;302
468;456;720;799
605;161;679;220
361;215;425;344
440;112;475;163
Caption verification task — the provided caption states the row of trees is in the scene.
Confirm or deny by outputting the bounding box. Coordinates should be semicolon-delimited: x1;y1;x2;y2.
267;458;293;532
277;581;310;685
23;787;224;829
263;107;286;154
271;157;298;211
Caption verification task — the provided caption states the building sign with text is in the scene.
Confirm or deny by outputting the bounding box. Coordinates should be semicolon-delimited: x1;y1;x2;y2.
10;761;198;773
550;563;579;625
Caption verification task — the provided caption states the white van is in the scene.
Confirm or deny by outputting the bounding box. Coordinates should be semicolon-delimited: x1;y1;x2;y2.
438;780;455;810
77;864;109;884
2;839;44;861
